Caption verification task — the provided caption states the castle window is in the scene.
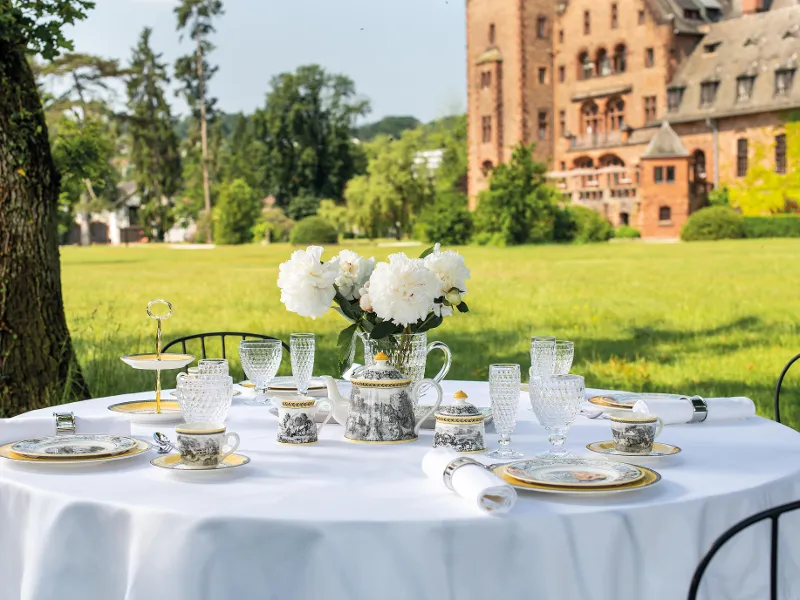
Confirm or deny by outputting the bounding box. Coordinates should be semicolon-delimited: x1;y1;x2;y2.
613;44;627;73
607;98;625;131
537;16;547;39
620;212;630;225
559;29;564;43
559;110;566;135
538;67;547;84
611;3;618;28
638;9;646;24
644;96;657;123
538;110;548;141
584;10;591;35
645;47;654;68
659;206;672;222
581;100;601;135
559;65;565;82
684;9;701;19
667;87;684;111
776;134;787;174
700;81;719;107
579;52;593;80
654;166;663;183
481;160;494;176
482;116;493;144
489;23;496;45
560;161;566;171
691;150;706;181
775;68;795;96
480;71;492;89
597;49;610;76
736;75;755;102
666;166;675;183
737;138;748;177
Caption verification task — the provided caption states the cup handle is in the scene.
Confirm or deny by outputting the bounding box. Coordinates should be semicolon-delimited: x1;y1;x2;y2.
220;432;240;461
413;379;443;435
316;403;333;434
654;417;664;439
426;341;451;384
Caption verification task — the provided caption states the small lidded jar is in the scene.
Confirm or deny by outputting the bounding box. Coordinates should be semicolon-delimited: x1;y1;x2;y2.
433;390;487;453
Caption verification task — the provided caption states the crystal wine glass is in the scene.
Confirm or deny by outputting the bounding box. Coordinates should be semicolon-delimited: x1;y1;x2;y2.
239;339;283;406
554;341;574;375
530;374;585;458
197;358;229;375
530;336;556;380
487;363;523;459
290;333;315;395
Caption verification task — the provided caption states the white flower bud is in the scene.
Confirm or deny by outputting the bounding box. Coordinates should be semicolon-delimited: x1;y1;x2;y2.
445;290;462;306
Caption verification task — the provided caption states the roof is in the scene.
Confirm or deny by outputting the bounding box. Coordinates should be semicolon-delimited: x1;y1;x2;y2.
665;6;800;122
642;122;690;158
475;47;502;65
642;0;718;34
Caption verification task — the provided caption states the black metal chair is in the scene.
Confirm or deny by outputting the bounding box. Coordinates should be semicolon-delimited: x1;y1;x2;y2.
688;499;800;600
162;332;288;379
774;353;800;424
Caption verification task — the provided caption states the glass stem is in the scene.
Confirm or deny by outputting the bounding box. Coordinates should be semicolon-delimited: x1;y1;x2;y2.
499;433;511;446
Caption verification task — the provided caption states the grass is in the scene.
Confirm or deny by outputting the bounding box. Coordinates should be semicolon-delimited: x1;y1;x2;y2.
61;239;800;428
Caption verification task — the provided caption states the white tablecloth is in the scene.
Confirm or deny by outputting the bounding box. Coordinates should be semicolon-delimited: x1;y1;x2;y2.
1;381;800;600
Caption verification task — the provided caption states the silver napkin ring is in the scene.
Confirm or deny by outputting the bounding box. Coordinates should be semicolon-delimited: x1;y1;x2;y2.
443;456;481;491
688;396;708;423
53;411;76;435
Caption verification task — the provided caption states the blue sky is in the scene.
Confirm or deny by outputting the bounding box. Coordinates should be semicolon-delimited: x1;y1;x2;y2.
62;0;468;124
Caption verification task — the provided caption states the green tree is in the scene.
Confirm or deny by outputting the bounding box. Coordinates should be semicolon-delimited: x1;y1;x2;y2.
474;143;562;245
174;0;224;241
126;27;182;241
213;178;260;244
254;64;370;206
355;115;420;142
416;190;473;245
218;113;264;194
317;199;348;234
0;0;95;414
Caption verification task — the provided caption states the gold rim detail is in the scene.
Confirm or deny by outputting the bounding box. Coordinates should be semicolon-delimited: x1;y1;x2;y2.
435;415;484;424
350;380;411;389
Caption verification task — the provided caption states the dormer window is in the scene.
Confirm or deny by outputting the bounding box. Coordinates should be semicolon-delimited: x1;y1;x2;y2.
736;76;755;102
684;9;701;19
667;87;685;111
703;42;721;54
775;68;796;96
700;81;719;107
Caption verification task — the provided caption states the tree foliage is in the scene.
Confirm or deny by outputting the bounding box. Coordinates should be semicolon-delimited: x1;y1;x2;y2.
317;199;348;234
355;115;420;142
1;0;95;60
416;190;473;245
213;178;260;244
254;64;370;206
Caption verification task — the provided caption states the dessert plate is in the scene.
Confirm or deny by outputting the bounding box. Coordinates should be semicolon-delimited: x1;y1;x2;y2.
503;458;644;488
120;353;194;370
12;434;138;459
107;400;184;425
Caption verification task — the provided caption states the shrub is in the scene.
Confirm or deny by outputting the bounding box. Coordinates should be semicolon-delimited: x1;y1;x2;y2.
213;179;261;245
616;225;642;239
252;207;294;243
708;186;730;207
290;216;338;245
417;191;474;245
681;206;745;241
568;205;614;243
553;207;577;242
743;215;800;238
286;193;320;220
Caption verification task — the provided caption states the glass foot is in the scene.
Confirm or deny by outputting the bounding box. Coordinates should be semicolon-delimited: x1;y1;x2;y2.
244;395;274;407
487;446;524;459
535;449;577;460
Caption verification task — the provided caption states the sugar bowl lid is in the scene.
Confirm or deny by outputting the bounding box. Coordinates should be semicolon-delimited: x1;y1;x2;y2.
435;391;484;422
350;352;410;387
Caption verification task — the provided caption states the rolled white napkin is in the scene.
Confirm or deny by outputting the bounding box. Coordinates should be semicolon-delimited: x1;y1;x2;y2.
632;396;756;425
0;414;131;446
422;447;517;515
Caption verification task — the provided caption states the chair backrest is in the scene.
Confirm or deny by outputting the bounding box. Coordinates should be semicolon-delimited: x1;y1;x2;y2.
162;332;289;379
774;352;800;424
688;499;800;600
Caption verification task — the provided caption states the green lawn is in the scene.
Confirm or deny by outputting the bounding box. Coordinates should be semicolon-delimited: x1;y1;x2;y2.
61;239;800;427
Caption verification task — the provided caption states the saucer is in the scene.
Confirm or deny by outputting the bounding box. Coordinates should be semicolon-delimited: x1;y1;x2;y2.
150;453;250;472
586;440;682;458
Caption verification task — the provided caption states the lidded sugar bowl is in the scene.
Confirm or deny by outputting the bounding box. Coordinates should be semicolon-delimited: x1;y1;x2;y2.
433;391;487;453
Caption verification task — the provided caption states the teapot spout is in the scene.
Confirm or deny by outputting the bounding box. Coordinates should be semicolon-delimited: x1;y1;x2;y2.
321;376;349;426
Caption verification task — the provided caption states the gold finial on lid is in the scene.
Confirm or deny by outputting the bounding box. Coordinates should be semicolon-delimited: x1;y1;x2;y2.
374;352;389;361
453;390;468;399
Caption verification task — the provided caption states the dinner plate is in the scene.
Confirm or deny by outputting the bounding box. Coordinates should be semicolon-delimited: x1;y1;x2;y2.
107;400;184;425
492;464;661;495
150;452;250;472
120;353;194;371
0;439;152;465
586;440;682;458
503;458;644;488
11;434;138;459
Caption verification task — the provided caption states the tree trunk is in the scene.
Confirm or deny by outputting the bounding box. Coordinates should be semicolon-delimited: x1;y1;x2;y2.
196;32;212;243
0;32;90;416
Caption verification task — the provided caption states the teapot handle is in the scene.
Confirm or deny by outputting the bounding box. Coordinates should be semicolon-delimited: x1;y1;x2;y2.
412;378;443;435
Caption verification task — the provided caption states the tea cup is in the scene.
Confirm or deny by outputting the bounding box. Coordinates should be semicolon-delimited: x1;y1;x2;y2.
610;413;663;454
175;422;240;469
277;397;332;445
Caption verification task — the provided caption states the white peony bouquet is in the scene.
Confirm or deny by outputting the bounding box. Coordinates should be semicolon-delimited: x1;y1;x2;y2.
277;243;470;371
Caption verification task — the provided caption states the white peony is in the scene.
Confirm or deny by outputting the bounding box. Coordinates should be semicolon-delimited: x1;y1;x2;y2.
424;243;470;305
277;246;339;319
335;250;375;300
368;253;440;327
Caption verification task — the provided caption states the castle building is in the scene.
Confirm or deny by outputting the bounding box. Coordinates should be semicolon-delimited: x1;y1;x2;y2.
467;0;800;237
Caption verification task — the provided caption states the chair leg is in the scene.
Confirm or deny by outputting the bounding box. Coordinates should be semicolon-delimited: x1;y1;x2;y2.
774;353;800;424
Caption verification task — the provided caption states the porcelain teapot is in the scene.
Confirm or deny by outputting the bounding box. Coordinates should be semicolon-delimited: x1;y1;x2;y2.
322;353;443;444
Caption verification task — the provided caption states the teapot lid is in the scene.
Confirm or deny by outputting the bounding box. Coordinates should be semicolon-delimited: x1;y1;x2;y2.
350;353;410;388
436;390;483;418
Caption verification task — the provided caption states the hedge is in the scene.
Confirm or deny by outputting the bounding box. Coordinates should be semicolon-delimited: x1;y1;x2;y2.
742;215;800;238
290;216;338;245
681;206;745;241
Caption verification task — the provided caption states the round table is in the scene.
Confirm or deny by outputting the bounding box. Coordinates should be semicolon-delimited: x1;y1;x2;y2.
1;380;800;600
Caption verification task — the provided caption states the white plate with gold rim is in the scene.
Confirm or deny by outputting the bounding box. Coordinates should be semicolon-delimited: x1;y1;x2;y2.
11;434;138;459
0;439;152;465
120;353;194;371
107;400;184;425
493;463;661;495
150;452;250;473
504;458;645;488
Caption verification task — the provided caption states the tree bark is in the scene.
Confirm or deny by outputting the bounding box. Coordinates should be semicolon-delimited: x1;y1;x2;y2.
196;31;212;243
0;33;90;416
